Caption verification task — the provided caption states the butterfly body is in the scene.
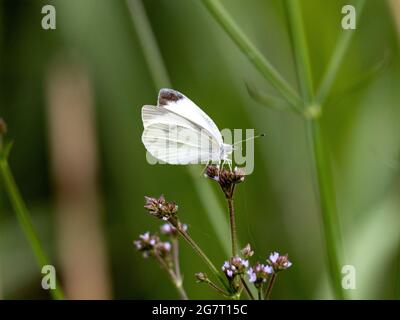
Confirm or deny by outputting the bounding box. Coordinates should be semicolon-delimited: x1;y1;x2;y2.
141;88;232;166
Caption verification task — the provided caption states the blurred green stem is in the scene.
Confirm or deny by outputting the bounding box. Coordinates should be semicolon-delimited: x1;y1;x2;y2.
154;253;188;300
0;158;64;300
285;0;345;299
201;0;301;108
172;238;182;285
316;0;366;104
284;0;314;103
306;119;345;299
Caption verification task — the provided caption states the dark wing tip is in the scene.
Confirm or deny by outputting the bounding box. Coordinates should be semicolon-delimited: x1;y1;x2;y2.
158;88;184;106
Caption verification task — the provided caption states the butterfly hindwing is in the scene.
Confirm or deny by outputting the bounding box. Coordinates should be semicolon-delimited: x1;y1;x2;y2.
142;122;221;164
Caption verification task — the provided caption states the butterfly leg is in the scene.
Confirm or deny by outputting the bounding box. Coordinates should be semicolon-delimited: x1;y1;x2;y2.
218;160;225;179
227;159;232;172
200;160;211;177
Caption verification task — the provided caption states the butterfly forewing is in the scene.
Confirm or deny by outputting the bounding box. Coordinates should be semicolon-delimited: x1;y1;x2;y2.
157;89;223;145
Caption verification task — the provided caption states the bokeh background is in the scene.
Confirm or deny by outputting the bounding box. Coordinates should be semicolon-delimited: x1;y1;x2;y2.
0;0;399;299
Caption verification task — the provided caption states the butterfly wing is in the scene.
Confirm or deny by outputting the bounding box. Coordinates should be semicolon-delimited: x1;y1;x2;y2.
142;105;221;164
157;89;223;145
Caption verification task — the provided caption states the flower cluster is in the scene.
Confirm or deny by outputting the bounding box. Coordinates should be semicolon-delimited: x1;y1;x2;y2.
268;252;292;272
247;262;273;287
243;249;291;290
221;256;249;279
160;222;187;237
144;195;178;220
134;232;171;259
204;165;245;199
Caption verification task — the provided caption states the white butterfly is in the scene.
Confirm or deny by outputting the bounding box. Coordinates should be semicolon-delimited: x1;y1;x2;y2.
141;88;233;168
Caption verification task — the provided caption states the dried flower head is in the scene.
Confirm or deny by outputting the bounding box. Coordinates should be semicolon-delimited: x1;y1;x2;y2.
204;165;245;199
134;232;171;259
268;252;292;272
221;256;249;279
247;262;273;288
195;272;208;283
241;243;254;258
160;222;187;237
144;195;178;220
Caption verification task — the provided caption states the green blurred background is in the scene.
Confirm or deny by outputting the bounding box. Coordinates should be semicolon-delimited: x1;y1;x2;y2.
0;0;399;299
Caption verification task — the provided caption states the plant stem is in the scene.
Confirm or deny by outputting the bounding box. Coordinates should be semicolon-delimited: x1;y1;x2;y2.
306;118;345;299
204;279;231;297
0;159;64;300
201;0;301;108
258;287;263;300
172;238;182;284
316;0;366;104
126;0;170;88
154;253;188;300
240;277;255;300
265;273;277;300
169;219;228;290
227;198;238;256
284;0;314;103
285;0;345;299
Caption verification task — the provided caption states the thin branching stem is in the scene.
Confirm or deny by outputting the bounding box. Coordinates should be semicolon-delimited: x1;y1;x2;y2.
240;277;255;300
265;273;277;300
154;253;188;300
284;0;314;103
0;158;64;300
258;287;263;300
201;0;301;108
316;0;366;105
227;198;238;256
172;238;182;284
169;218;229;291
203;279;231;297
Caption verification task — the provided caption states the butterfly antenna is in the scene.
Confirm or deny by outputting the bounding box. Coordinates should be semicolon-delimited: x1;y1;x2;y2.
233;133;266;146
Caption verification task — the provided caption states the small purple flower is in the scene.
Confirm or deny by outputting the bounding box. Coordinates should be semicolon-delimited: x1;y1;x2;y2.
247;269;257;283
163;242;171;251
221;256;249;279
267;252;292;272
264;265;273;274
269;252;279;264
247;262;272;287
160;222;188;236
134;232;172;260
